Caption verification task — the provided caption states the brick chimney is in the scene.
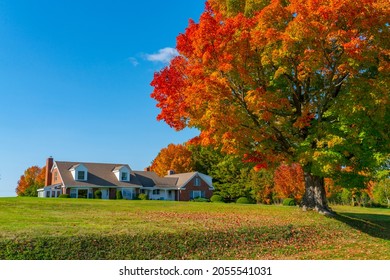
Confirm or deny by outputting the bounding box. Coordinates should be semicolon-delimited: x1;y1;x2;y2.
167;170;175;176
45;157;54;186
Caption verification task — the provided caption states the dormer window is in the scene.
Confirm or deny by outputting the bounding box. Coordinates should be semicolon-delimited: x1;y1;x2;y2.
121;172;128;181
69;164;88;181
77;171;86;181
113;165;131;182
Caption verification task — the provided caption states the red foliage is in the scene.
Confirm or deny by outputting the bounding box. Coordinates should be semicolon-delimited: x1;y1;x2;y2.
274;163;305;201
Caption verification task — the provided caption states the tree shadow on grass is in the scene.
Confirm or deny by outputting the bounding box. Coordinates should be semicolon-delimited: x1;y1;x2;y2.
332;211;390;241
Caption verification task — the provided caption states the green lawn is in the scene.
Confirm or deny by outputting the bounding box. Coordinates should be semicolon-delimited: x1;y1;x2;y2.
0;197;389;259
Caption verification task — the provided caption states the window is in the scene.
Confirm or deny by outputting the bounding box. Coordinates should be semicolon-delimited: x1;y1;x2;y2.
152;189;160;195
53;171;58;182
78;189;88;199
190;190;205;199
70;189;77;198
46;191;50;197
194;177;201;187
77;171;85;181
121;172;128;181
70;164;88;181
122;189;133;200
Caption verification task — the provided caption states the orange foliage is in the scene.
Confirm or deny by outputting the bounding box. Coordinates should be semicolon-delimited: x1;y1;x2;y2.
151;0;389;210
15;165;46;196
151;0;389;165
151;143;194;177
274;163;305;201
324;178;342;199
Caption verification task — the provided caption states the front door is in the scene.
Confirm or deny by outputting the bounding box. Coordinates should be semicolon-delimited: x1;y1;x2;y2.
101;189;109;199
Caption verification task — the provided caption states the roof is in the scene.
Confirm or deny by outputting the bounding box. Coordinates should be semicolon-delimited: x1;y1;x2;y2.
165;172;214;189
37;183;62;191
52;160;213;190
133;171;178;189
55;161;142;188
112;165;130;172
165;172;197;187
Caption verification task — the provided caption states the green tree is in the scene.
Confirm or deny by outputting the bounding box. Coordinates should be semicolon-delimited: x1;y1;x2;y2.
247;168;275;204
190;145;255;202
373;178;390;207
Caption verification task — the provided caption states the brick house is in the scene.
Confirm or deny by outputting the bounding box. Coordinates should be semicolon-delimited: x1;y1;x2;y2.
37;157;214;201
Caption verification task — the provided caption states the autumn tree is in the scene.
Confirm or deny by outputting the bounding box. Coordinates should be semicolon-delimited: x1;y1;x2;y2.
151;0;389;214
151;143;194;176
274;163;305;201
15;166;46;197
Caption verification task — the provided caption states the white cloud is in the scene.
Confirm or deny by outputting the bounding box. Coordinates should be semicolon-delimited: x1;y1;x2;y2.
144;47;179;63
128;57;139;66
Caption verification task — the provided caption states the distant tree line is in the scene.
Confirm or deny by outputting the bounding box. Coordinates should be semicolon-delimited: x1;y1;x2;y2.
151;143;390;207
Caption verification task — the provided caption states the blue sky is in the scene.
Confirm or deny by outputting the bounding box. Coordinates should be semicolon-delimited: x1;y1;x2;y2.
0;1;205;197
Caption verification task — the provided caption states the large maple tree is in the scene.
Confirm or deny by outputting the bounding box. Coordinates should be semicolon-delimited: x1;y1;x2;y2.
151;0;389;214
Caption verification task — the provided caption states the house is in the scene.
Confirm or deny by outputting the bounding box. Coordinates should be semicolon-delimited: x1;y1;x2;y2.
37;157;214;201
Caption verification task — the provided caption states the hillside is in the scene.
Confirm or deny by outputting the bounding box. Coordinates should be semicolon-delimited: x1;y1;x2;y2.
0;197;389;259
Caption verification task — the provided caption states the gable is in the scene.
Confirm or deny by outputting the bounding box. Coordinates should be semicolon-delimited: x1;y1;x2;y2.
165;172;214;190
69;163;88;181
112;165;131;182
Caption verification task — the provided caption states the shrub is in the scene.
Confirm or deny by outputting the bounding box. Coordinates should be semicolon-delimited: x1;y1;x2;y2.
365;200;386;208
282;198;296;206
210;195;224;203
58;194;70;198
94;190;102;199
236;197;252;204
138;193;149;200
116;190;123;200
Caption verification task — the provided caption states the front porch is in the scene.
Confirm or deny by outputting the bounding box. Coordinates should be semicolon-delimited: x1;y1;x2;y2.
37;184;62;198
140;188;176;200
67;187;137;199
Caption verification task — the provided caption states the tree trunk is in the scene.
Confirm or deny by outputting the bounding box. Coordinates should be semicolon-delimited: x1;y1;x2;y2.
301;172;334;216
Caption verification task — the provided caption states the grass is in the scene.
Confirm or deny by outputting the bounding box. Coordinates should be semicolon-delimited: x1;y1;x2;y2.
0;197;389;259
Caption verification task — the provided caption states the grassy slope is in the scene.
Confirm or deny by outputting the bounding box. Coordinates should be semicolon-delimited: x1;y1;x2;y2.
0;197;389;260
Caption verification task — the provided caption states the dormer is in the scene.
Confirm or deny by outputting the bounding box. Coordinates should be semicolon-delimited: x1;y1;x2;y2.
113;165;131;182
69;164;88;181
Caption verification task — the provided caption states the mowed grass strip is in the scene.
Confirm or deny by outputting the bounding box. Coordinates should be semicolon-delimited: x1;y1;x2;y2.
0;197;389;260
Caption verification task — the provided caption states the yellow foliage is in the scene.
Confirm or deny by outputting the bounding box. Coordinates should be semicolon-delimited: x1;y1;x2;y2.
327;136;344;148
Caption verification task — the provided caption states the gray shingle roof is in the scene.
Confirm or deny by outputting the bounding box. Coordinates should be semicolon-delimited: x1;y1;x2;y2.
54;161;213;190
165;172;198;187
165;172;214;189
132;171;178;189
55;161;142;188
